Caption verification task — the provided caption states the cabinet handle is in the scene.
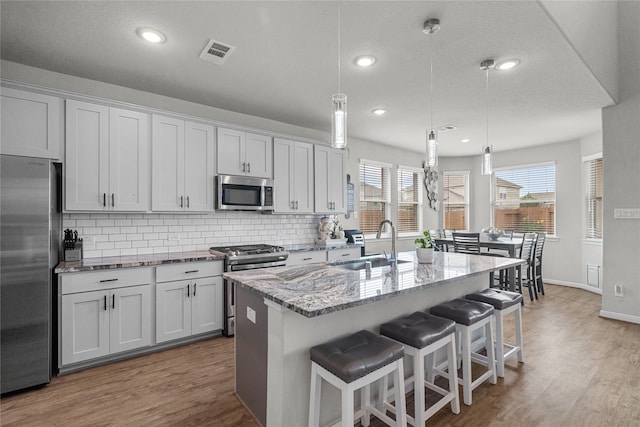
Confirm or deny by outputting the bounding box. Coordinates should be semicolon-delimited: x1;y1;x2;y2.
180;196;184;208
303;257;312;261
104;295;107;311
247;163;251;173
186;196;190;208
99;278;119;283
185;270;199;274
291;201;295;209
111;193;115;207
295;201;299;210
193;283;197;296
242;162;246;172
112;294;115;309
187;284;190;297
341;253;350;257
103;193;106;207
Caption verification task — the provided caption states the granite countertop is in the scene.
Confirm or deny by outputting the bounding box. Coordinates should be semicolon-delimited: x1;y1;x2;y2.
54;250;225;273
224;251;525;318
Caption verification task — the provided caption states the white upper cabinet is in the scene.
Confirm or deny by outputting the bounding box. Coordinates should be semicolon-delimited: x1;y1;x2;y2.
151;115;214;212
217;127;272;178
65;100;150;211
0;87;61;159
273;138;314;213
314;145;346;214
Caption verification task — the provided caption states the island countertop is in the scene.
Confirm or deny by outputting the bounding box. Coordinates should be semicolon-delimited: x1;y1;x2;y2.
224;251;525;318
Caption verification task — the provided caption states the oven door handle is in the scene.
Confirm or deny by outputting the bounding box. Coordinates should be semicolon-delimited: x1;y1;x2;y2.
229;260;288;271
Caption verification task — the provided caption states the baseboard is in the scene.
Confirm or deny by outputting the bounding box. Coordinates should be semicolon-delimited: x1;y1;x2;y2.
543;278;602;295
599;310;640;325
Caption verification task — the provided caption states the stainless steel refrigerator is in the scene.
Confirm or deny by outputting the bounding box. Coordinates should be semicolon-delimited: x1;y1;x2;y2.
1;154;61;394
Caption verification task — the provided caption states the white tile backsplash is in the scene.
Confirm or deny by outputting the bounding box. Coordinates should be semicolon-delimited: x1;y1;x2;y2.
64;211;323;258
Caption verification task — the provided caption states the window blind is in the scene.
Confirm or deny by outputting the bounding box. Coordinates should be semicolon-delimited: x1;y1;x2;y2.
442;173;468;230
397;167;422;233
585;157;603;239
494;163;556;234
359;161;391;234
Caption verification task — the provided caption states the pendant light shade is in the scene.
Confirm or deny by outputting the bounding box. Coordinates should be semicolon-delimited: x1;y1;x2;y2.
331;93;347;149
480;59;495;175
331;4;347;149
426;129;438;167
481;145;493;175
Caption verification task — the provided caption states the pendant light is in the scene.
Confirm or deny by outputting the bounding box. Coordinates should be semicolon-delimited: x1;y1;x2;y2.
424;18;440;167
331;3;347;149
480;59;495;175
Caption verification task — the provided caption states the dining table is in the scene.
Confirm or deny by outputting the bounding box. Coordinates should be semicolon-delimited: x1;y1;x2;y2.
434;235;523;291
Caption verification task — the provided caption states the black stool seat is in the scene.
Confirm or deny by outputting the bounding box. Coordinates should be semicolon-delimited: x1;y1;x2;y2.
310;330;404;383
380;311;456;349
465;288;523;310
430;298;494;326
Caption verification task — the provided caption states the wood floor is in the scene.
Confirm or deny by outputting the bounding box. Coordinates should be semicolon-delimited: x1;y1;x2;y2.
1;284;639;426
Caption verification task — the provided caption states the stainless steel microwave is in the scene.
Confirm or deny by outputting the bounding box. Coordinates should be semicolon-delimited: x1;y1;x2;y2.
216;174;274;211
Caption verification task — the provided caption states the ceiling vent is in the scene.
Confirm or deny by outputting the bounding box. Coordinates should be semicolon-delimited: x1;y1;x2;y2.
437;124;457;133
199;39;235;65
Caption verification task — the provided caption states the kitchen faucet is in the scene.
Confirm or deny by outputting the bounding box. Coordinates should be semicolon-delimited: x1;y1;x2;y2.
376;220;396;266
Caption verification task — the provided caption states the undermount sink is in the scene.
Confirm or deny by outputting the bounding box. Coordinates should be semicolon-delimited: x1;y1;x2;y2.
337;257;411;270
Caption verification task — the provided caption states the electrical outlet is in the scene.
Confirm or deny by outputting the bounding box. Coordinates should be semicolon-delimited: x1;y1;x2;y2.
247;306;256;324
614;284;624;297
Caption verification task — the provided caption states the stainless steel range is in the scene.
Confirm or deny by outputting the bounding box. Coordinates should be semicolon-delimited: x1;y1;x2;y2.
210;244;288;336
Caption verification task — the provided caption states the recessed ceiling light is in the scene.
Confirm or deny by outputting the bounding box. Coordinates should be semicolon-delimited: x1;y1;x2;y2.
372;108;387;116
496;59;520;71
437;124;457;133
461;138;471;143
354;55;376;68
136;28;166;44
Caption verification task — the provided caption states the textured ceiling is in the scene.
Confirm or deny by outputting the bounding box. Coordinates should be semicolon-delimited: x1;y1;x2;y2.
0;1;614;156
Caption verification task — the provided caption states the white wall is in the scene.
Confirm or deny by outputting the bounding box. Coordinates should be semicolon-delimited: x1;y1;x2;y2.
580;132;603;292
601;0;640;323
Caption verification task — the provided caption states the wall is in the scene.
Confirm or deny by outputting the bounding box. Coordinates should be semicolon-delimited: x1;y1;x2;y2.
601;1;640;323
439;138;585;286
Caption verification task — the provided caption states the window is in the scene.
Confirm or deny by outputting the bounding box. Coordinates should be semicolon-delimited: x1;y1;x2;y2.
494;163;556;235
359;160;391;234
584;156;603;239
442;172;469;230
397;166;422;234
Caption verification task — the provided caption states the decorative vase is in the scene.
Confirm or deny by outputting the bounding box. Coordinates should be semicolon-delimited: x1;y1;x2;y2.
416;247;434;264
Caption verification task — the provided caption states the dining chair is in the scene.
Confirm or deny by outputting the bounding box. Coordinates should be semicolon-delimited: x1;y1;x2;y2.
533;232;547;295
429;229;446;252
452;232;481;255
517;233;538;301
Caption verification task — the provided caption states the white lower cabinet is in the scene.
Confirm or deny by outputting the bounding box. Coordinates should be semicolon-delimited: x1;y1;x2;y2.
61;284;152;365
155;262;223;343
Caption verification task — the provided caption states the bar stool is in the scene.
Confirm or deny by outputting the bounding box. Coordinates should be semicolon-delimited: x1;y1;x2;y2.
380;312;460;426
309;329;407;427
429;299;496;406
465;288;524;378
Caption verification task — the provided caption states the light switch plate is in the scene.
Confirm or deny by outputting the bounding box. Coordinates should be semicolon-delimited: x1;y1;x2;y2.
614;208;640;219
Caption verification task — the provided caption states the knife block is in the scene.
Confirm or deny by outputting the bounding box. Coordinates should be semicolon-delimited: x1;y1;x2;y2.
64;240;83;261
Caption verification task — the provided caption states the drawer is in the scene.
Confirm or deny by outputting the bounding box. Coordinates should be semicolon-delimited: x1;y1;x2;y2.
327;248;361;262
156;261;223;283
287;251;327;266
61;267;153;295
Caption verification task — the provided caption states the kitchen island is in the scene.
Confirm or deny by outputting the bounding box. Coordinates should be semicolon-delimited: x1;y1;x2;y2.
224;251;525;427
